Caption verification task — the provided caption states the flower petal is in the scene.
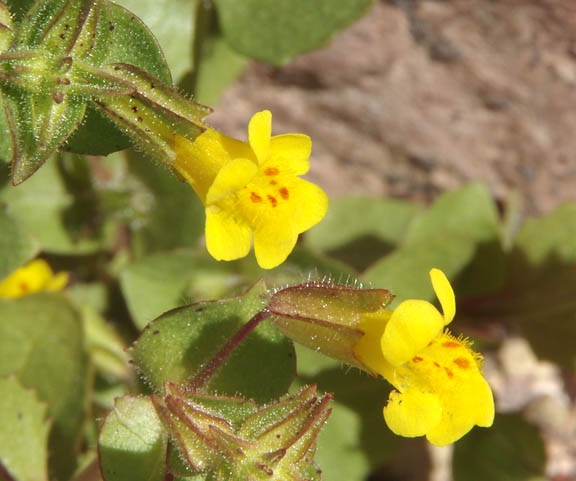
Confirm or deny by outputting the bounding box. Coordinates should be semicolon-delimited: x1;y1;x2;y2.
269;134;311;175
46;272;69;292
383;389;442;438
430;268;455;325
291;178;329;233
173;130;252;202
205;206;251;261
0;259;64;298
354;309;393;375
248;110;272;164
425;375;494;446
380;300;444;366
253;221;298;269
206;158;258;205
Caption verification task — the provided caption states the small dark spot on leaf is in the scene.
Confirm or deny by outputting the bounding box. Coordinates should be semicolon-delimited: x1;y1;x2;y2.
195;307;204;312
153;330;159;335
64;24;69;30
59;33;65;39
17;412;22;421
150;83;155;89
109;22;115;31
137;117;143;123
131;106;138;112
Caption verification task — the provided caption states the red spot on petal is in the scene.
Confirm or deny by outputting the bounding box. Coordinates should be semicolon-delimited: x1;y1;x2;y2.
267;195;278;207
442;341;461;348
433;362;440;368
412;356;424;363
19;282;29;292
444;367;454;378
264;167;279;176
453;358;471;369
270;180;277;185
279;187;289;200
250;192;262;203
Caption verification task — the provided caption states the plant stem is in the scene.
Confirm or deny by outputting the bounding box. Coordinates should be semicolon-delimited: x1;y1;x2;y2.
186;310;269;392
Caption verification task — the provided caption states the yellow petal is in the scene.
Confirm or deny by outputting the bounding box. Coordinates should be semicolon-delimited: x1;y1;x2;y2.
205;206;251;261
383;389;442;438
426;375;494;446
206;158;258;205
46;272;69;292
0;259;67;298
253;221;298;269
380;300;444;366
291;179;329;233
268;134;311;175
430;268;455;325
354;309;393;375
248;110;272;164
173;130;253;202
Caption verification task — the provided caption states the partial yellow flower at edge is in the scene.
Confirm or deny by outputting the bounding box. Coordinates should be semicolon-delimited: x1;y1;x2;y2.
172;110;329;269
0;259;69;298
354;268;494;446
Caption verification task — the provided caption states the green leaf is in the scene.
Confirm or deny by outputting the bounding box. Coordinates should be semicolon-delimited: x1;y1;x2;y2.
130;281;296;403
363;183;507;302
474;203;576;368
213;0;374;65
306;197;419;271
99;395;167;481
0;293;89;480
193;31;247;105
0;207;38;280
453;414;546;481
113;0;196;82
82;304;130;381
405;183;501;245
363;236;476;306
104;3;172;82
0;375;51;481
128;154;205;254
120;249;241;330
0;154;104;254
406;183;506;296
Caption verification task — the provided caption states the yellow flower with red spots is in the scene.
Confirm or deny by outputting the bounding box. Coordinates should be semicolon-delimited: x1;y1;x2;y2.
354;268;494;446
0;259;68;298
172;110;328;269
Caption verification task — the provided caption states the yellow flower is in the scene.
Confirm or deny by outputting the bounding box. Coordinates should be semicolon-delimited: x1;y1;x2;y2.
354;268;494;446
0;259;69;298
172;110;328;269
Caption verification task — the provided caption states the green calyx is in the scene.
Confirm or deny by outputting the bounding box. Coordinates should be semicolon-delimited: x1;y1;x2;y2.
0;0;208;185
155;383;330;481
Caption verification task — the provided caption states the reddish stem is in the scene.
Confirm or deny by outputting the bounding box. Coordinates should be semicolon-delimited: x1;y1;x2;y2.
186;311;269;392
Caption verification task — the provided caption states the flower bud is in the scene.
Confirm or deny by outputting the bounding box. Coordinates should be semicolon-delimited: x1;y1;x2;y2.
267;282;394;370
153;383;331;480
